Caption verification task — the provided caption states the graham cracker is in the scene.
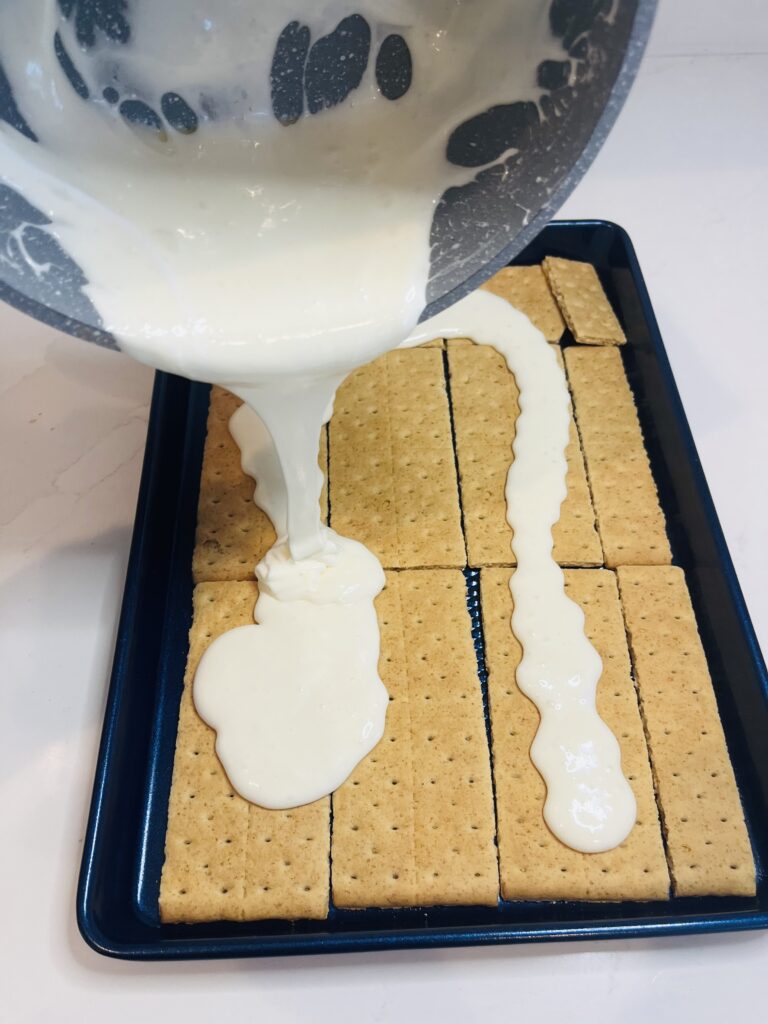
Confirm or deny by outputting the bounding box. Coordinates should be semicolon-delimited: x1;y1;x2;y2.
617;566;756;897
328;348;466;569
193;387;328;583
564;346;671;567
159;582;330;922
481;264;565;342
332;569;499;908
542;257;626;345
480;566;669;901
448;340;602;567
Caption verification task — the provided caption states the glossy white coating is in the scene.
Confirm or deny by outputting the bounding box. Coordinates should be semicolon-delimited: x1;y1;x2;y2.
407;291;636;852
194;531;388;810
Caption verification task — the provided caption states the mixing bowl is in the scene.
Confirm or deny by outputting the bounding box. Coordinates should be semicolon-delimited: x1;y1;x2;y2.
0;1;655;353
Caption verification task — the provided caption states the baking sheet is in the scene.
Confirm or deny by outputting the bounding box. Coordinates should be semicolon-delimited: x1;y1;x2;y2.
77;221;768;960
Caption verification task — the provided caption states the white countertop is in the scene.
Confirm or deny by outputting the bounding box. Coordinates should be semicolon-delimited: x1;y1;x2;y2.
2;3;767;1021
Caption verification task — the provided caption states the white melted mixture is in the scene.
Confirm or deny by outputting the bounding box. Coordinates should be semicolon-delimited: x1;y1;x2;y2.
405;294;636;852
0;1;636;851
196;402;389;809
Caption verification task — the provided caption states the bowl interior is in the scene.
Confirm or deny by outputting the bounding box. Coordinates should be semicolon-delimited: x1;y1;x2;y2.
0;1;653;347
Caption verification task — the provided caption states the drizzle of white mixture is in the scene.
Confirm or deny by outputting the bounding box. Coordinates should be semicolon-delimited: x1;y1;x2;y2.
0;2;635;848
405;292;636;853
194;529;388;810
195;398;388;809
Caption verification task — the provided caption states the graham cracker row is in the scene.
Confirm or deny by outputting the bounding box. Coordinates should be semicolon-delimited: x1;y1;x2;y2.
481;264;565;342
542;257;626;345
192;387;329;583
480;567;669;901
328;347;466;569
332;569;499;908
159;582;330;923
447;340;603;567
617;566;756;897
564;347;671;567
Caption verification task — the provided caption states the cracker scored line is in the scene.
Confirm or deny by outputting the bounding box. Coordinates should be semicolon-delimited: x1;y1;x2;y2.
159;581;330;923
564;346;671;567
329;347;466;569
480;567;669;902
447;339;602;568
193;387;329;583
617;566;756;898
542;257;626;346
332;569;499;908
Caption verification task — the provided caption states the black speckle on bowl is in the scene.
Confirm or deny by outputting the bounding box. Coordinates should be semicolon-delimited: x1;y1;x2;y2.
58;0;131;49
0;59;37;141
161;92;198;134
446;102;540;169
304;14;371;115
537;59;571;91
375;34;412;102
270;21;311;127
119;98;164;135
54;31;90;99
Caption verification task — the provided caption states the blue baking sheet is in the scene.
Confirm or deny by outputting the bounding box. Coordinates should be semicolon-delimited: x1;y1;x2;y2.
77;221;768;960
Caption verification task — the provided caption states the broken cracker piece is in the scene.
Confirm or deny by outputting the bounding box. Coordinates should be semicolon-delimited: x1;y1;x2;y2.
543;256;626;345
482;264;565;342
